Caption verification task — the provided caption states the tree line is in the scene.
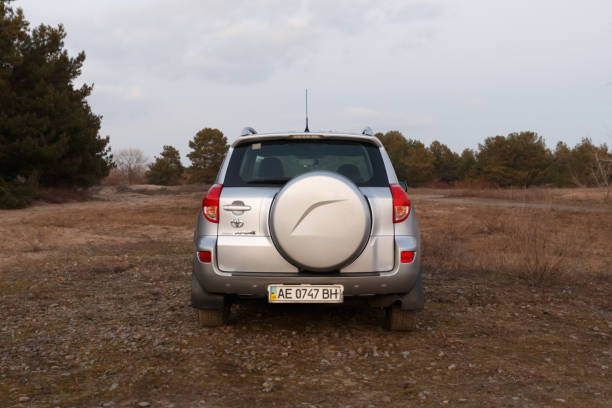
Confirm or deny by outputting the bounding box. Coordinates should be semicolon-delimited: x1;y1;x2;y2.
119;128;610;191
109;128;228;187
376;130;611;188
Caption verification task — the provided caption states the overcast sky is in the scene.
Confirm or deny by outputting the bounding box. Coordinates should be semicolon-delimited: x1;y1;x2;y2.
15;0;612;161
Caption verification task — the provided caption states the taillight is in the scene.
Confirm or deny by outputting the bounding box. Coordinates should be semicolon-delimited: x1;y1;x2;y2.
401;251;415;263
202;184;223;223
390;184;411;223
198;251;212;263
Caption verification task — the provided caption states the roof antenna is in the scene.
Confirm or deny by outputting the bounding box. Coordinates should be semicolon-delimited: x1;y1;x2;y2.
304;88;310;132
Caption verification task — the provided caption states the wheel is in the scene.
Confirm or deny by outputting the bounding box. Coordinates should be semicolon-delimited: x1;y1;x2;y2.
384;305;417;331
197;307;229;327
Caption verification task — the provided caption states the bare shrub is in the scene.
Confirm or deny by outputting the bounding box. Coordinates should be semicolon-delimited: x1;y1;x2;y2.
114;148;148;184
506;210;572;287
101;168;126;186
422;223;469;274
176;183;210;193
451;179;495;190
476;213;511;235
446;186;556;204
425;180;453;189
591;150;611;201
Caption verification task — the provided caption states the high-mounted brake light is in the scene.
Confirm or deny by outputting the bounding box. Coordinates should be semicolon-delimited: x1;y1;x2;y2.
202;184;223;223
289;134;323;139
390;184;411;223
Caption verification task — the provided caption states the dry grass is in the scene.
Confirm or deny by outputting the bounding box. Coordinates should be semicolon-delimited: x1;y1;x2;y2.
418;199;611;288
411;186;611;207
508;211;572;286
463;187;609;205
101;167;148;186
34;187;93;204
0;187;610;407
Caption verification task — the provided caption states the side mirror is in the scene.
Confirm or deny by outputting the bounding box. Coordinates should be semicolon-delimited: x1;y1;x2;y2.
398;181;408;192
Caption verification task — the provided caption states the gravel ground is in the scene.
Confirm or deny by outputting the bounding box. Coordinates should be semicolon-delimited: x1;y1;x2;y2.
1;187;610;407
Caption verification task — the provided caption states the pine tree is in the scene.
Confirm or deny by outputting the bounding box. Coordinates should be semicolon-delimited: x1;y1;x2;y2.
476;132;552;187
187;128;228;183
376;131;434;186
429;140;460;183
146;145;184;185
0;0;112;207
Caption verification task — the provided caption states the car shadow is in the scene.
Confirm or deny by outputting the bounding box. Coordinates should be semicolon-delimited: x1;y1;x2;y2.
229;299;386;331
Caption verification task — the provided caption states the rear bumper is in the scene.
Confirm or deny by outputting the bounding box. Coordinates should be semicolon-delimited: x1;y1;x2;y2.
193;235;421;297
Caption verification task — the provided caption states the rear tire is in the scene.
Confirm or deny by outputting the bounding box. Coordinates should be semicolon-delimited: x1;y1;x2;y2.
197;307;230;327
384;305;417;331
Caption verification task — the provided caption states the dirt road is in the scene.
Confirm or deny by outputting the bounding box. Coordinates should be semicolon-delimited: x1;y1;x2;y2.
416;194;610;213
1;186;610;407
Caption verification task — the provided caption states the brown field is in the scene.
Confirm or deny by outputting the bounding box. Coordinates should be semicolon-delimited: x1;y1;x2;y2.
1;186;611;407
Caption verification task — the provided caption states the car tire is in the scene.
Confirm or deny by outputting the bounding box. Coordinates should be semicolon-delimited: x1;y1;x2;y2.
197;307;229;327
384;305;417;331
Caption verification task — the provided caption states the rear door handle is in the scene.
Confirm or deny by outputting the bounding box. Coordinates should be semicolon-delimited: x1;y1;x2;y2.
223;204;251;212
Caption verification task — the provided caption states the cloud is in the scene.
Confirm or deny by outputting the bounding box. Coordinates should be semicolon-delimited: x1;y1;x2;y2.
47;0;445;84
14;0;612;158
342;106;433;128
95;85;145;102
181;0;444;83
309;0;443;30
183;15;318;83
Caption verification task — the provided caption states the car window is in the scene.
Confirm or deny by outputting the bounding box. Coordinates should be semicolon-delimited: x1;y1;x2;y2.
224;140;388;187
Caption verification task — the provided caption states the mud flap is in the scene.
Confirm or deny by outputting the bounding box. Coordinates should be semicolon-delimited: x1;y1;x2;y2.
399;274;424;310
191;273;227;310
367;273;424;310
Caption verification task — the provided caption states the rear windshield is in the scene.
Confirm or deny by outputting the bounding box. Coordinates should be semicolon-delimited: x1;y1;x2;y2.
224;140;388;187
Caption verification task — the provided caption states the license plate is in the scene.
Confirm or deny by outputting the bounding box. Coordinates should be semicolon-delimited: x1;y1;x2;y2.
267;284;344;303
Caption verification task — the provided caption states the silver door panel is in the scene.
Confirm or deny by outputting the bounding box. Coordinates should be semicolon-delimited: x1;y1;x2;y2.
216;235;298;273
218;187;279;236
340;235;394;272
359;187;393;236
214;186;394;273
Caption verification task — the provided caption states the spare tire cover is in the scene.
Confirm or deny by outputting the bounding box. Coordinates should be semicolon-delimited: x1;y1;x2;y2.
269;171;372;272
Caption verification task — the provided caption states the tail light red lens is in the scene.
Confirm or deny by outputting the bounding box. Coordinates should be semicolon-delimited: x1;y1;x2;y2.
401;251;415;263
202;184;223;223
198;251;212;263
390;184;411;223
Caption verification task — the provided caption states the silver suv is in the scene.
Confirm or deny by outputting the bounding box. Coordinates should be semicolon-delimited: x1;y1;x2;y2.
191;128;423;330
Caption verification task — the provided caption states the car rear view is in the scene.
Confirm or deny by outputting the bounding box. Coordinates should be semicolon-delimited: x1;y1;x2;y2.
192;131;423;330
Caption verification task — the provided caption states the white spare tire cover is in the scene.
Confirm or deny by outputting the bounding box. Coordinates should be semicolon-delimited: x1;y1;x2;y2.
269;171;371;272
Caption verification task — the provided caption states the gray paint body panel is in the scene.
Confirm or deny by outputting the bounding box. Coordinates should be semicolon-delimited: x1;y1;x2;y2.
215;147;233;184
194;235;420;297
379;147;399;184
231;132;384;148
215;185;394;273
218;187;273;236
359;187;393;236
216;235;298;272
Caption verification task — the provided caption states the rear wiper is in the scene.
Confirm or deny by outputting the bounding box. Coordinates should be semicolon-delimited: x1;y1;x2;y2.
246;178;290;184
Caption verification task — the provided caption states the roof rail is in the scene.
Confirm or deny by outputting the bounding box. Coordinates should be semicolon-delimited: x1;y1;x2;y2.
240;127;257;136
362;126;374;136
